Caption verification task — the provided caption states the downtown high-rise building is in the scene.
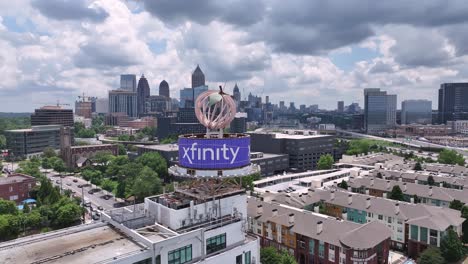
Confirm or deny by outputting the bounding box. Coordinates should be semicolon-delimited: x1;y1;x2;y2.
233;83;241;103
191;65;205;88
31;106;74;127
137;74;150;117
108;90;137;117
364;88;396;134
438;83;468;124
337;101;344;113
159;80;170;98
401;99;432;125
120;74;136;92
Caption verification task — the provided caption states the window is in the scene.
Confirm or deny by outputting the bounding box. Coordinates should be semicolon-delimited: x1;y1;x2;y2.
206;233;226;254
9;186;13;192
318;241;325;258
9;195;18;201
309;239;315;255
168;245;192;264
387;217;392;224
245;251;251;264
378;215;383;220
410;225;418;240
236;254;242;264
133;258;152;264
420;227;428;243
299;240;306;249
329;244;335;262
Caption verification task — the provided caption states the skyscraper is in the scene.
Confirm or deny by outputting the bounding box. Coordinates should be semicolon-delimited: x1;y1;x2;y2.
120;74;136;92
438;83;468;124
108;90;137;117
31;106;74;127
137;75;150;116
337;101;344;113
233;83;241;102
191;65;205;88
364;88;396;134
159;80;170;98
401;100;432;124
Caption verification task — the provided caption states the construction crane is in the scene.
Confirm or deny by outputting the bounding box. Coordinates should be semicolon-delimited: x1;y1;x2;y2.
37;100;70;107
77;92;93;102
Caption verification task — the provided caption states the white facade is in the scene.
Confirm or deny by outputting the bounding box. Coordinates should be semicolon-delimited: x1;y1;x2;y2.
96;98;109;114
448;120;468;134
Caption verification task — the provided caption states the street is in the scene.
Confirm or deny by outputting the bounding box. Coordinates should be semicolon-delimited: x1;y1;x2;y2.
43;170;125;212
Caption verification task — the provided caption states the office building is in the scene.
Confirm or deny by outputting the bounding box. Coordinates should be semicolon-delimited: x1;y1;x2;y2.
159;80;170;98
145;95;171;114
179;85;208;108
156;108;205;140
137;74;151;117
104;112;130;126
108;90;138;118
230;112;247;133
120;74;136;92
119;116;156;129
0;185;260;264
438;82;468;123
250;152;289;176
95;98;109;114
279;101;286;111
74;100;92;118
337;101;344;113
249;131;337;171
233;83;241;103
401;100;432;124
364;88;397;134
31;106;74;127
5;125;62;158
192;65;205;88
248;196;392;264
0;173;36;203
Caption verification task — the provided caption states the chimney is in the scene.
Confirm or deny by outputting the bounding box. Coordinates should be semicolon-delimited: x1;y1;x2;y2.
286;194;291;204
347;187;352;192
330;190;335;200
410;197;414;204
429;186;433;196
399;177;403;182
342;211;347;220
272;209;278;217
314;205;319;213
403;183;407;192
415;180;419;184
439;182;443;188
371;178;375;186
288;213;295;225
386;180;391;190
366;197;371;208
395;203;400;215
316;221;323;234
383;193;387;198
348;194;353;205
308;188;315;197
365;188;370;195
257;205;263;215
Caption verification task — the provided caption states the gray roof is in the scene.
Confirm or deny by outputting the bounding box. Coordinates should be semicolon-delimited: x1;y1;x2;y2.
376;169;468;188
265;189;465;231
248;197;391;249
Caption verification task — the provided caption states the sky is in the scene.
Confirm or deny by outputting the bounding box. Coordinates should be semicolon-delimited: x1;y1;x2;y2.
1;0;468;112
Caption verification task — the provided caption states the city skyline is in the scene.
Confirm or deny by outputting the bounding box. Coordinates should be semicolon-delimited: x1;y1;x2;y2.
2;1;468;112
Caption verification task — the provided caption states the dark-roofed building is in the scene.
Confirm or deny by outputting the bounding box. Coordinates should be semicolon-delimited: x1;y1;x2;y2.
250;152;289;177
159;80;170;98
247;196;392;264
31;106;74;127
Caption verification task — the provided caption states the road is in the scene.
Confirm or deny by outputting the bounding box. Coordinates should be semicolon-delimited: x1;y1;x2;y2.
44;170;125;212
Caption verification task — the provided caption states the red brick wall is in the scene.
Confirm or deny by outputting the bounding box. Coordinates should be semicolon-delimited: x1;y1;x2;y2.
0;177;36;204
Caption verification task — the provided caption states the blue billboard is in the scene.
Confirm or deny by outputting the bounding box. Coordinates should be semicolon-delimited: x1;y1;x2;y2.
178;137;250;169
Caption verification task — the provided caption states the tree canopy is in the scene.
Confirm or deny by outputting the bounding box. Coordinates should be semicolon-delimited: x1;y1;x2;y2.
413;162;422;171
438;149;465;166
317;154;334;170
418;247;445;264
337;180;348;190
132;167;162;200
388;185;405;201
440;229;464;262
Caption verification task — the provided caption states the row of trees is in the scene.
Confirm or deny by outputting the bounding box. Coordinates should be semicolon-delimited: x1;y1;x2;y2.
418;229;465;264
80;152;168;200
260;247;297;264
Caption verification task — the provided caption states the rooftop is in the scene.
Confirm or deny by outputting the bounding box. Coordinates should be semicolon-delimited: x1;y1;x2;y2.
0;224;146;264
0;174;36;184
6;125;62;133
137;144;178;152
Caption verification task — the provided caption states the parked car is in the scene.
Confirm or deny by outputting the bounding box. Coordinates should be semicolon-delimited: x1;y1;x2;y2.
97;206;103;211
73;179;78;183
101;194;113;200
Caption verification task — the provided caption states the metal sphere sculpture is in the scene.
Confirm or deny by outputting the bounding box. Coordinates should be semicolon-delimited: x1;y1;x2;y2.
195;86;237;130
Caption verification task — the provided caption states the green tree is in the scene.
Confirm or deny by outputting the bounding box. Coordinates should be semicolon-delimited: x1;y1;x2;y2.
42;147;56;158
337;180;348;190
117;144;127;155
17;160;42;178
23;203;30;213
101;178;117;192
388;185;405;201
132;167;162;200
24;211;42;228
93;151;114;165
449;200;465;211
280;250;297;264
116;180;126;199
346;139;370;155
462;206;468;243
418;247;445;264
317;154;334;170
0;199;18;214
118;134;130;141
260;247;281;264
0;214;20;240
438;149;465;166
427;176;435;186
52;157;66;172
136;152;168;179
440;228;464;262
54;203;83;227
413;162;422;171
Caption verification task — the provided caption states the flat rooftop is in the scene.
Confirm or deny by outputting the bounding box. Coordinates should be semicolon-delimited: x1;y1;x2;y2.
138;144;178;152
0;225;145;264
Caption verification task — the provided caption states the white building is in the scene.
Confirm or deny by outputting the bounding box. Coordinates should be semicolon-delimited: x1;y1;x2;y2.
96;98;109;114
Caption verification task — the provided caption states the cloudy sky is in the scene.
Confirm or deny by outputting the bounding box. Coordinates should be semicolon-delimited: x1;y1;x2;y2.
1;0;468;112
